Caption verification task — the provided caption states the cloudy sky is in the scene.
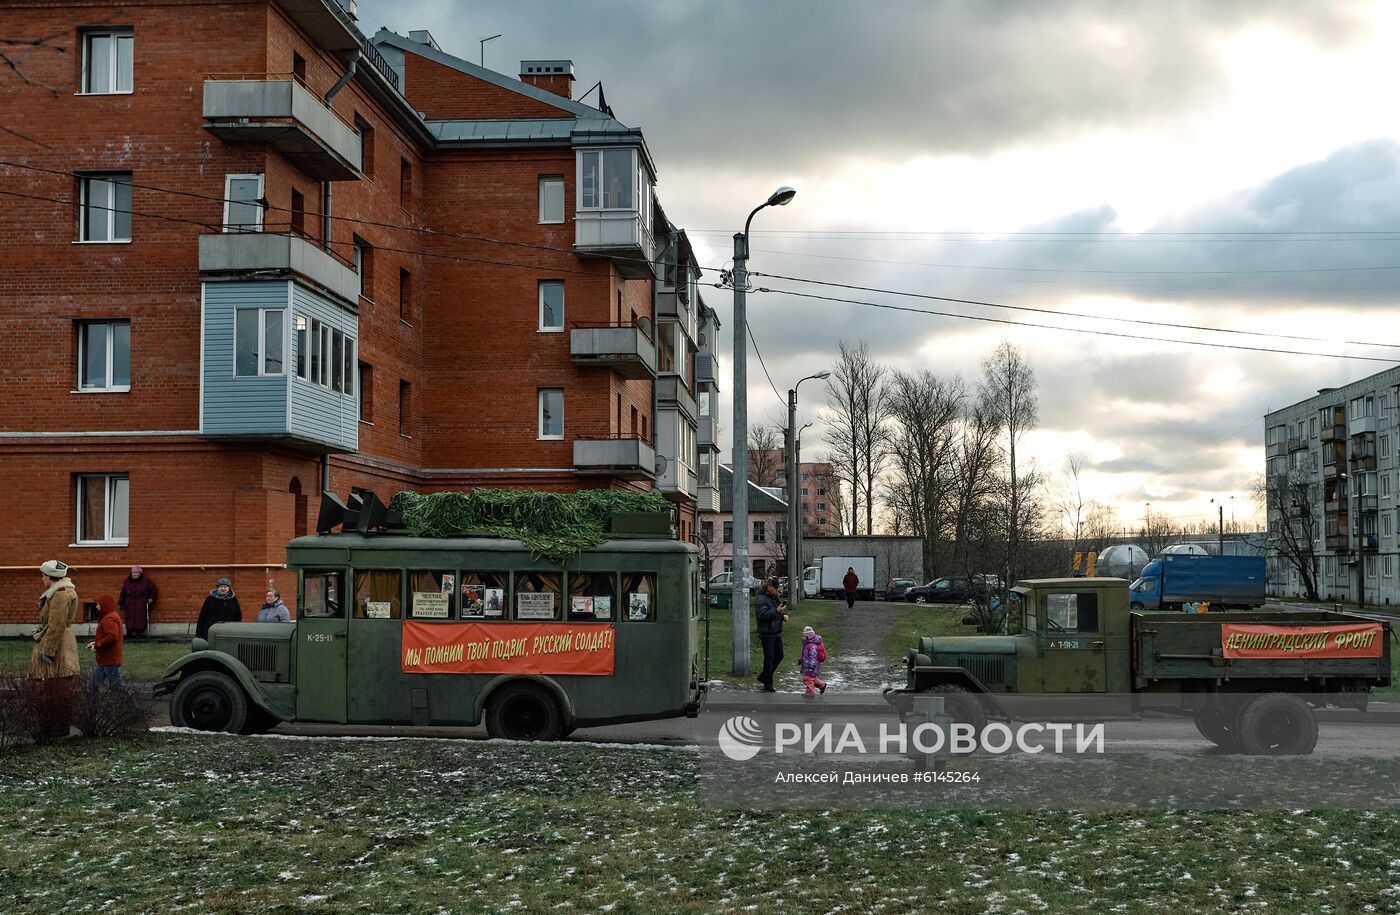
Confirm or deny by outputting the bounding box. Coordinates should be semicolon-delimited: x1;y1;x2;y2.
362;0;1400;532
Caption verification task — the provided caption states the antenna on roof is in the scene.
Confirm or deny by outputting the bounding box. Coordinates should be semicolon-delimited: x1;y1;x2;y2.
479;33;502;68
577;80;613;116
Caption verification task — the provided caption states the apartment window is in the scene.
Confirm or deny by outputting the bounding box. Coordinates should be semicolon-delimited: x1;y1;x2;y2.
753;521;766;543
81;29;133;94
234;308;285;377
800;487;809;496
1383;435;1391;459
817;503;826;511
539;176;564;224
776;521;788;543
723;560;733;572
699;393;710;417
399;380;412;436
354;115;375;178
77;320;130;391
400;157;412;209
1385;475;1393;499
1385;514;1393;537
353;236;373;299
223;174;264;232
1387;556;1395;578
289;188;307;236
538;388;564;439
534;280;565;332
1310;417;1318;439
295;316;308;378
579;149;636;209
292;52;306;85
76;474;129;545
320;182;332;245
698;451;712;486
1366;556;1377;579
701;521;714;542
79;173;131;242
358;361;373;422
723;521;733;544
818;487;827;495
399;268;412;324
295;317;354;398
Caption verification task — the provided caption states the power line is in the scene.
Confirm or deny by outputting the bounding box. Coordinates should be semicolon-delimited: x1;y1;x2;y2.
690;228;1400;241
745;321;788;411
751;271;1400;352
741;283;1400;364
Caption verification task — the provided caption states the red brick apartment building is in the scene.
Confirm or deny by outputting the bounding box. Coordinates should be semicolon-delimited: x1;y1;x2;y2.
0;0;717;631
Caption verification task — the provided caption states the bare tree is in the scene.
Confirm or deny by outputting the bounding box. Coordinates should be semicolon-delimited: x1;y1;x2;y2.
1257;469;1321;601
746;424;783;488
884;369;963;579
824;340;890;534
0;33;67;148
1057;452;1092;554
1137;507;1178;558
979;341;1039;588
950;393;1001;576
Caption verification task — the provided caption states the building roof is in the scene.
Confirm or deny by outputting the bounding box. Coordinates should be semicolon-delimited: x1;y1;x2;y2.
718;465;788;514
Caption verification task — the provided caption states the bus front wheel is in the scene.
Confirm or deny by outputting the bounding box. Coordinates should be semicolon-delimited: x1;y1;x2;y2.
485;682;565;741
171;670;248;734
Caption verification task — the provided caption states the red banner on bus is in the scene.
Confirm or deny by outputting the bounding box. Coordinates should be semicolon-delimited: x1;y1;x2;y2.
1221;623;1384;659
401;621;616;676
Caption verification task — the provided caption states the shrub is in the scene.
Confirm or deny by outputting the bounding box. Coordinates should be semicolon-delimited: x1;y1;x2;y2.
0;675;78;749
71;684;152;738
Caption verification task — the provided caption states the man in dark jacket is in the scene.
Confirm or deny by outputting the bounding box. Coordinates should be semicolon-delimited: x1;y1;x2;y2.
196;578;242;639
755;578;789;692
842;567;860;609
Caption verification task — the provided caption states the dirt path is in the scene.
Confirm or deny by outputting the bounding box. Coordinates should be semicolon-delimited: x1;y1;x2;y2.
818;599;906;691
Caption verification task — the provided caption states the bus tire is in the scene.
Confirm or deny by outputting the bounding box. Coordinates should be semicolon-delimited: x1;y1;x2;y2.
171;671;248;734
485;682;565;742
1193;709;1243;753
1237;692;1318;755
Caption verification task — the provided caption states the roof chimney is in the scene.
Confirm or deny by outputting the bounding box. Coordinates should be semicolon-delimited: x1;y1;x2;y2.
520;59;574;99
407;30;440;51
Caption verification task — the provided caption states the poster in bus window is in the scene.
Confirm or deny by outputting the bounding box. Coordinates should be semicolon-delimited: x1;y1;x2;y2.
365;600;392;619
440;574;455;594
518;591;556;620
570;596;594;619
594;595;612;620
628;592;651;620
413;591;450;619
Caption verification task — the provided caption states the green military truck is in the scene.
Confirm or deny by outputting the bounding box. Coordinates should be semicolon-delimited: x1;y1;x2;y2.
886;577;1393;755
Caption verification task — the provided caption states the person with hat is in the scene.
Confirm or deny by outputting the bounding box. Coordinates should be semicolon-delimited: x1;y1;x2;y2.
31;559;81;681
195;577;242;639
754;577;789;693
86;593;125;690
117;564;158;638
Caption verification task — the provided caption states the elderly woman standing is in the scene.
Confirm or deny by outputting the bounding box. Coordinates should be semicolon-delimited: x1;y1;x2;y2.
256;588;291;623
195;577;242;639
31;559;81;681
118;565;157;638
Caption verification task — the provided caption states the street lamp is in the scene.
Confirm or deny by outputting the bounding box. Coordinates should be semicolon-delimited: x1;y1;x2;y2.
731;185;796;676
794;420;813;588
787;372;829;593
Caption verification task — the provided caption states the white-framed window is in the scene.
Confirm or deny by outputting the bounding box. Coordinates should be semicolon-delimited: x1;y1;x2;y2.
538;388;563;440
223;174;264;232
539;176;564;224
75;474;129;545
234;308;285;376
1384;435;1391;459
1385;514;1393;537
352;236;372;299
294;315;355;398
577;148;651;235
79;173;132;242
1384;475;1393;499
538;280;564;331
77;320;130;391
81;29;133;94
1366;555;1377;579
1386;555;1394;578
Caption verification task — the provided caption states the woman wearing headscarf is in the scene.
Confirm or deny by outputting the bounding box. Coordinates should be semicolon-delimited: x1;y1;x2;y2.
195;578;242;639
118;564;158;637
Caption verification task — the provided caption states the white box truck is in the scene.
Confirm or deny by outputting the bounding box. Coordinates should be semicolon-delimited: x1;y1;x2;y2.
819;556;875;599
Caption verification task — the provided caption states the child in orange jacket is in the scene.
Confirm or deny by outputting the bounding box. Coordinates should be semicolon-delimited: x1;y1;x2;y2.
87;593;124;690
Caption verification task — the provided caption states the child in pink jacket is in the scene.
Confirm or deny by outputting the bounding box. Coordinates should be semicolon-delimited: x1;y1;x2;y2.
800;625;827;696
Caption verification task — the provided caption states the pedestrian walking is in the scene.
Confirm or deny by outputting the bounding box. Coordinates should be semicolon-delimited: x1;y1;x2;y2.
256;588;292;623
31;559;81;680
196;578;242;639
799;625;827;697
755;577;789;692
86;593;125;690
842;566;860;609
118;565;157;638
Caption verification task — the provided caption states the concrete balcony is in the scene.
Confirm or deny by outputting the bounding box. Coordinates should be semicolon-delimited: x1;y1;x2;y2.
656;374;697;420
573;436;656;481
696;353;719;388
203;78;362;180
1323;462;1343;480
657;461;698;503
1321;424;1346;443
1326;534;1349;551
1360;494;1379;512
574;210;654;279
200;233;361;307
698;415;715;447
1287;436;1305;452
1349;415;1377;437
1325;499;1342;514
569;324;657;379
1352;454;1378;472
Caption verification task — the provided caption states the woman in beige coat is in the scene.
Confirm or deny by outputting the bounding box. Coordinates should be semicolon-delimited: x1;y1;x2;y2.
31;559;81;680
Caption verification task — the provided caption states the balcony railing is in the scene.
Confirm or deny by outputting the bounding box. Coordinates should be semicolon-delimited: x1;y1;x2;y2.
698;415;716;447
569;322;658;379
199;232;360;306
1349;415;1378;437
695;353;719;388
575;210;654;279
573;434;656;481
1286;436;1305;452
1321;424;1346;443
656;374;697;419
1326;534;1349;551
203;76;363;180
1360;494;1379;512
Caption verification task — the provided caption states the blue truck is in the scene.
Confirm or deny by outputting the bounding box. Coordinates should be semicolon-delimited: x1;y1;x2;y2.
1128;555;1266;611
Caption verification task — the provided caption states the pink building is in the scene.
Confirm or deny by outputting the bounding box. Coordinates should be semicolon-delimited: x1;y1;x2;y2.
699;465;789;578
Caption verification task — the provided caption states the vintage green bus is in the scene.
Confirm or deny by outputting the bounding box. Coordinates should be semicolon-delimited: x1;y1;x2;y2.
155;527;705;740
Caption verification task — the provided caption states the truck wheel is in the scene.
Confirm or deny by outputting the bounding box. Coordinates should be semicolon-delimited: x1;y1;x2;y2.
1129;602;1145;612
171;671;248;734
929;684;988;736
1236;693;1318;755
485;682;565;741
1193;709;1243;753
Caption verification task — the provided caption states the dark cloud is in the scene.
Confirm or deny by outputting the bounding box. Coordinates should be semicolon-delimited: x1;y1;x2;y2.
356;0;1368;170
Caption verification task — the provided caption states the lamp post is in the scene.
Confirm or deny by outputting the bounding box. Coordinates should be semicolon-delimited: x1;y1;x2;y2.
1210;498;1224;555
794;420;813;590
731;185;796;676
787;371;830;593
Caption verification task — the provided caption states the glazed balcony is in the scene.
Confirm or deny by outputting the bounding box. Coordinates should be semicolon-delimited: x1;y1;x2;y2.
573;435;656;481
1321;424;1346;443
696;353;719;388
199;232;361;307
656;374;697;420
203;76;363;180
569;322;657;379
1349;415;1377;437
698;415;715;448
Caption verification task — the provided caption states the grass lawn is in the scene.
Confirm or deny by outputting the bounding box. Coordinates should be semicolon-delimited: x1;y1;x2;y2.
0;638;189;682
881;602;980;660
700;599;839;689
3;733;1400;913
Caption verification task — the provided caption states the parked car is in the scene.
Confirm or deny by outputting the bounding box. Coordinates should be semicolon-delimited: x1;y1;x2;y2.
906;575;995;605
704;571;764;594
883;578;917;601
